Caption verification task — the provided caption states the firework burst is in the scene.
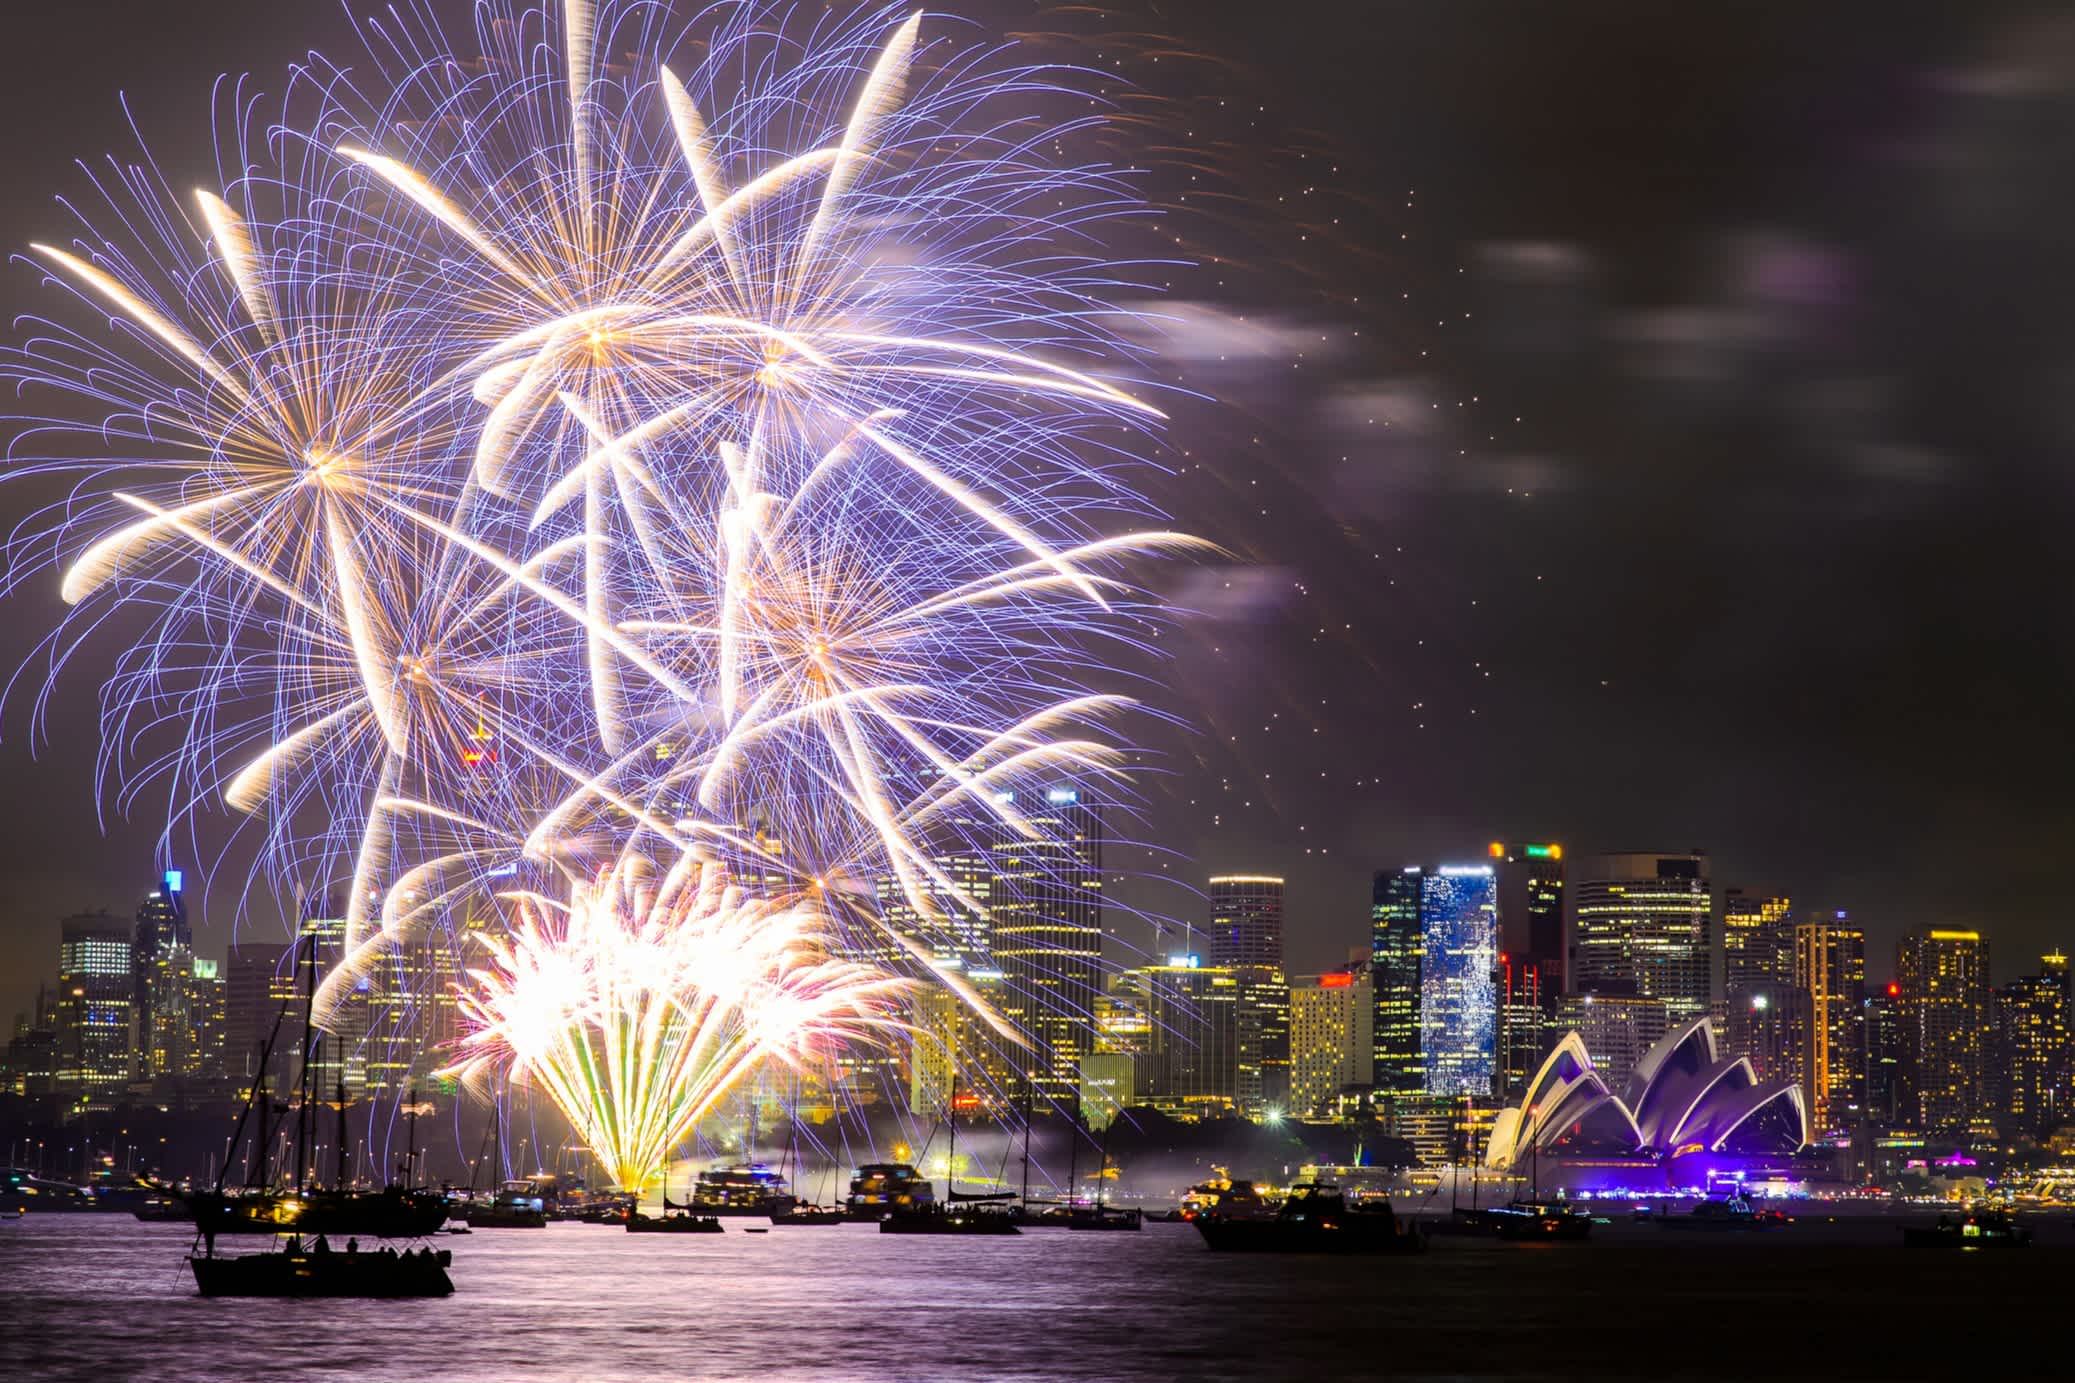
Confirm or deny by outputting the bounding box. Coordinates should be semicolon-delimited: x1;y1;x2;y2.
4;0;1201;1156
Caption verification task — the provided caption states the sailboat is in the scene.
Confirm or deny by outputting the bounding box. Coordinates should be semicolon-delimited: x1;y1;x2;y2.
188;936;453;1297
462;1091;547;1229
768;1079;844;1225
1065;1104;1139;1231
880;1077;1019;1236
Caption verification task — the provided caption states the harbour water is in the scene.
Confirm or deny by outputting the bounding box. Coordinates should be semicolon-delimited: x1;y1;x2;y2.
2;1212;2067;1381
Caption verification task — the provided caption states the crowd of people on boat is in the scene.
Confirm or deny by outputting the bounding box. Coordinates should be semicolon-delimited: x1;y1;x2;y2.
279;1233;442;1262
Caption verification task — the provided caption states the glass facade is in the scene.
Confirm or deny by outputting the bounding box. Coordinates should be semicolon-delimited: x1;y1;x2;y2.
1897;929;1990;1134
1571;853;1713;1025
1370;869;1424;1096
1420;866;1499;1098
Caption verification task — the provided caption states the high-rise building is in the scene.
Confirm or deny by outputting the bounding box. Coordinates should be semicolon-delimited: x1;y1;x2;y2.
297;908;369;1100
907;962;1020;1117
1896;929;1991;1135
1488;843;1564;996
1794;916;1866;1133
1289;965;1373;1119
1722;890;1794;995
981;788;1103;1102
1114;956;1238;1119
4;987;60;1098
1205;876;1284;968
54;912;133;1105
1420;866;1499;1097
1997;959;2071;1140
1570;852;1713;1025
1205;875;1288;1119
1370;869;1424;1096
132;870;192;1081
1551;992;1668;1088
1862;982;1905;1127
1496;952;1545;1098
224;942;296;1094
1726;985;1808;1086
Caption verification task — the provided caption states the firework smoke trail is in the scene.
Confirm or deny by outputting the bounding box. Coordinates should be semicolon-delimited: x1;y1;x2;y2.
2;0;1206;1151
447;846;908;1191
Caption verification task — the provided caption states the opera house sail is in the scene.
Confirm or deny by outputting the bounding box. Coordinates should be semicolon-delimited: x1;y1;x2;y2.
1482;1018;1811;1193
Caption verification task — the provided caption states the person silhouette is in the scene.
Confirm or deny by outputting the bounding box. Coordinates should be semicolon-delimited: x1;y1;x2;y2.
346;1237;359;1255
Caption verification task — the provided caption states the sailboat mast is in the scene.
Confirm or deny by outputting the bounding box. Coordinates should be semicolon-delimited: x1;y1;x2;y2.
405;1086;418;1190
335;1075;349;1191
946;1073;956;1202
296;932;316;1196
1067;1091;1080;1208
1020;1069;1032;1208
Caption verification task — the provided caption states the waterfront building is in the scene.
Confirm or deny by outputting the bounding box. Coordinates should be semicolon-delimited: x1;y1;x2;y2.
1488;843;1565;997
1369;869;1424;1096
1998;960;2071;1140
1794;915;1866;1133
1896;929;1991;1134
1570;852;1713;1026
1726;984;1808;1086
1862;983;1905;1127
1421;866;1500;1097
4;987;60;1097
1205;875;1284;968
54;912;133;1105
1113;956;1238;1119
1722;890;1794;995
131;870;192;1081
970;788;1104;1103
1079;1052;1135;1130
1481;1018;1810;1192
1289;965;1373;1119
1551;992;1668;1088
1497;952;1546;1098
1384;1092;1499;1167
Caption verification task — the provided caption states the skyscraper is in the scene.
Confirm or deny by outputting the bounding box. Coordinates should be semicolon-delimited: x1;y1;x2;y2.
1420;866;1499;1097
224;941;296;1094
1370;869;1424;1096
132;870;192;1080
1551;992;1669;1087
1862;982;1905;1127
1794;916;1866;1133
971;788;1103;1102
1496;951;1545;1098
1896;929;1991;1135
1722;890;1794;995
1488;843;1564;996
1289;965;1372;1119
1997;960;2071;1140
1114;956;1238;1119
54;912;132;1105
1206;876;1288;1120
1570;852;1713;1025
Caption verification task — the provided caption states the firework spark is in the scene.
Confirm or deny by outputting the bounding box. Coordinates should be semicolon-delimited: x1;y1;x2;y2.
447;847;906;1191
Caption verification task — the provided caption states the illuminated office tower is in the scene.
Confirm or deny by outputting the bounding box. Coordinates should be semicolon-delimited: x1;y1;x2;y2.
1570;852;1713;1025
1998;960;2071;1139
224;942;296;1093
360;921;469;1098
1896;929;1991;1134
1727;985;1807;1086
297;907;369;1100
54;912;133;1105
907;962;1020;1118
1114;957;1238;1119
1862;983;1905;1127
1370;869;1425;1096
1552;992;1668;1087
5;988;60;1097
1420;866;1499;1098
132;870;192;1080
1207;874;1289;1119
1794;916;1866;1133
1206;876;1284;968
1290;965;1372;1119
1496;953;1545;1098
989;788;1103;1102
1722;890;1794;995
1488;844;1565;998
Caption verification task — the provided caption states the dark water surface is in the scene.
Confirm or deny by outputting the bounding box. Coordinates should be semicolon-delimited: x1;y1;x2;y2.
3;1213;2070;1381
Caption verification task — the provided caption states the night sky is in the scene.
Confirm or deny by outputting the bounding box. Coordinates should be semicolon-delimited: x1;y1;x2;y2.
4;0;2073;1022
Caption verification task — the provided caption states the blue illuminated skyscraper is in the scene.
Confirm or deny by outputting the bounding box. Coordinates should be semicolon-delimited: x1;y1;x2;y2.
1420;866;1499;1097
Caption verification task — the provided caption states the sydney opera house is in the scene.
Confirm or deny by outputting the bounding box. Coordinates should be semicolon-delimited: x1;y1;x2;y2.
1481;1018;1814;1193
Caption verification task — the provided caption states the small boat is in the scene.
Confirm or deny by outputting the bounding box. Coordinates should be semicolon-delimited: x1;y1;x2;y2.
1195;1184;1424;1254
1903;1207;2031;1248
846;1162;937;1221
625;1210;723;1234
1065;1205;1142;1232
1179;1175;1272;1224
743;1227;769;1234
462;1184;549;1229
880;1204;1021;1235
189;1236;453;1298
132;1195;193;1223
1487;1199;1593;1241
1659;1197;1785;1231
689;1165;797;1218
770;1203;846;1226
